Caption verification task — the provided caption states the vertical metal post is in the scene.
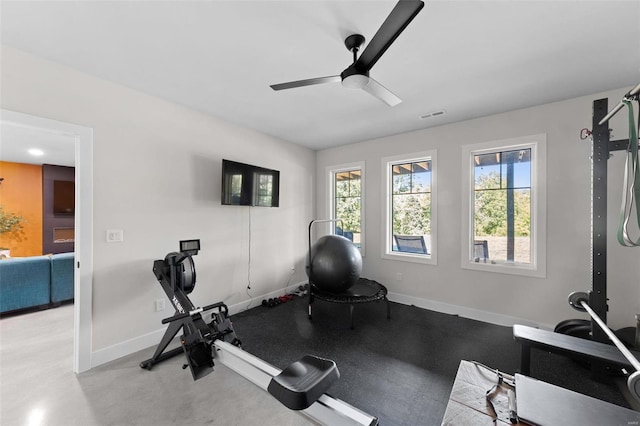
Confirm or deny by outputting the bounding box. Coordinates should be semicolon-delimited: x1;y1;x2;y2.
591;98;609;345
506;161;515;262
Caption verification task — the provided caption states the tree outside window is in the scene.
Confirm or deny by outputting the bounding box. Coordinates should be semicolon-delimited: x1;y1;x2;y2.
473;148;531;263
382;151;437;264
334;169;361;247
389;159;433;256
463;135;545;277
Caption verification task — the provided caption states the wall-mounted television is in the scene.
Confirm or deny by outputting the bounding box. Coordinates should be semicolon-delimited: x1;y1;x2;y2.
53;180;75;215
221;160;280;207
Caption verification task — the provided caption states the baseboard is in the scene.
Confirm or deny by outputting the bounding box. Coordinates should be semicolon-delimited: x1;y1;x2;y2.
226;281;307;316
387;291;545;329
90;281;308;369
91;327;170;369
92;285;541;369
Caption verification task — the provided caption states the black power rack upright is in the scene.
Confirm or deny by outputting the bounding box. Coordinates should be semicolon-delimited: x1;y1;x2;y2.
588;86;639;348
556;84;640;379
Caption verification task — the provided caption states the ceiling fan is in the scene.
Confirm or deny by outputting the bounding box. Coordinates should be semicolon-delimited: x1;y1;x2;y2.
270;0;424;107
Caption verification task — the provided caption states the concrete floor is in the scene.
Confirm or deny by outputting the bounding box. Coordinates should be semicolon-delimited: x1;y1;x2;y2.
0;304;312;426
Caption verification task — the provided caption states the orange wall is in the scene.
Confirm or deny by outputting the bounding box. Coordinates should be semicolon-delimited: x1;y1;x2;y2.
0;162;43;256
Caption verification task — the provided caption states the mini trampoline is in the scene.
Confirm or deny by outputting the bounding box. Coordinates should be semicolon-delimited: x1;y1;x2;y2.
309;277;390;329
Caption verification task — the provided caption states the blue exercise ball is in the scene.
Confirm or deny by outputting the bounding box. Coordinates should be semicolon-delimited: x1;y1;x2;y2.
306;235;362;292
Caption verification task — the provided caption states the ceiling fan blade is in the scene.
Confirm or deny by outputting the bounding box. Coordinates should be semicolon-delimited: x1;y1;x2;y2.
355;0;424;72
270;76;341;91
362;77;401;107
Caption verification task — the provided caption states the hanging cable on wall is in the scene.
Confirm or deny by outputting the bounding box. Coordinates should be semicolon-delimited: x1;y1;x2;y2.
245;207;253;309
595;82;640;248
617;97;640;247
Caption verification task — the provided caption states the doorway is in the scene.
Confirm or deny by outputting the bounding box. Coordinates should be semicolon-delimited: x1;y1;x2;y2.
0;109;93;373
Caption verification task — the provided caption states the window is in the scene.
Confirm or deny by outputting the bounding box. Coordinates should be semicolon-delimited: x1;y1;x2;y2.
328;162;364;253
462;134;546;277
383;151;437;264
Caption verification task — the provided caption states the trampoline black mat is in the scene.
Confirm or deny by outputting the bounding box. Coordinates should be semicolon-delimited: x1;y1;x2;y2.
311;278;387;301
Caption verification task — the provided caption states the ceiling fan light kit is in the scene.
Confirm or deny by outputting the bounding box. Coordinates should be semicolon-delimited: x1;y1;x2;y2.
270;0;424;107
341;64;370;89
341;74;370;89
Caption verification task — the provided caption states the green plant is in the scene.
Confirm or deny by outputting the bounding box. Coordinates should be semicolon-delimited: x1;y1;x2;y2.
0;205;25;236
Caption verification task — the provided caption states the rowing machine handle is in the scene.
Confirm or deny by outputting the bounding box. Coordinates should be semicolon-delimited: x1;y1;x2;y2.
161;312;191;324
201;302;228;316
161;302;228;324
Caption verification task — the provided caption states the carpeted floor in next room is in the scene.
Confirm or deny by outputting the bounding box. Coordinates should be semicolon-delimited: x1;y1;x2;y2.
231;294;631;425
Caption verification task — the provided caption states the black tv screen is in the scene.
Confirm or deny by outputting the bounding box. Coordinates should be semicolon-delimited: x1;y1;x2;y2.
53;180;75;215
221;160;280;207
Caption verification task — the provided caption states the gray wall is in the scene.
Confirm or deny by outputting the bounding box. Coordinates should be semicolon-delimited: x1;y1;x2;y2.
1;46;315;353
316;88;640;329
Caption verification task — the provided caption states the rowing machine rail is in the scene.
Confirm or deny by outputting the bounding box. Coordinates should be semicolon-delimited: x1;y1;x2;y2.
214;340;378;426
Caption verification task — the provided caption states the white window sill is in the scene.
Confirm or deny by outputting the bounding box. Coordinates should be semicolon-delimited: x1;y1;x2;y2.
462;260;545;278
382;251;437;265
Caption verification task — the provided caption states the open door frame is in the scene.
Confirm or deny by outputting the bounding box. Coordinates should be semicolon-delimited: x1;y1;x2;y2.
1;109;93;373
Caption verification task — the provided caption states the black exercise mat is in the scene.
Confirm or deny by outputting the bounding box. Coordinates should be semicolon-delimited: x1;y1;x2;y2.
231;296;630;425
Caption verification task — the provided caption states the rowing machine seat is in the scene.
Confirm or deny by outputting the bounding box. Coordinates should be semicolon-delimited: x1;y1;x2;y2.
267;355;340;410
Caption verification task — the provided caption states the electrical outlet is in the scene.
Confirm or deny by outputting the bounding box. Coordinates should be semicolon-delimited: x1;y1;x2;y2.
155;299;165;312
396;272;403;281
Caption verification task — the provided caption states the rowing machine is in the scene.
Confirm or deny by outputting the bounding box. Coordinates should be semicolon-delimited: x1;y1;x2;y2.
139;239;241;380
141;240;379;425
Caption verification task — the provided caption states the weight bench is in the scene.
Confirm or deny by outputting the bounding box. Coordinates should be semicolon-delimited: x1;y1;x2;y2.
513;324;640;376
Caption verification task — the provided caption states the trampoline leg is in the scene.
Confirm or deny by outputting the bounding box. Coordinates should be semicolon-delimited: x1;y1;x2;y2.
349;304;355;330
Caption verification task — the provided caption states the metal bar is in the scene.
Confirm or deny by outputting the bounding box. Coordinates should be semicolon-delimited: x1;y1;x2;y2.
580;300;640;372
307;219;348;323
308;218;345;280
309;218;345;241
610;139;631;152
591;99;609;345
598;82;640;125
506;161;515;262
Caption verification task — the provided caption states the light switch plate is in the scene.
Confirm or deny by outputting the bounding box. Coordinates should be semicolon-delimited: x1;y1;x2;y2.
106;229;124;242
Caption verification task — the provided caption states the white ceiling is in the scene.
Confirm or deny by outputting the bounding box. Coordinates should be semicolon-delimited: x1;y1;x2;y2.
1;122;75;167
1;0;639;155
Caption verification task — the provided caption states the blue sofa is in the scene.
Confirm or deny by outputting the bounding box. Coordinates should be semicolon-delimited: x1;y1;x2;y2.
51;252;74;303
0;253;74;314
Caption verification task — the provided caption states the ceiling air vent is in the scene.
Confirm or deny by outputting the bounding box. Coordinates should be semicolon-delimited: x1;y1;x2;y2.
420;110;446;120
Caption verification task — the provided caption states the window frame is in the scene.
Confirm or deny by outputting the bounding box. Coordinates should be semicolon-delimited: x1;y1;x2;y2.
461;134;547;277
327;161;365;257
382;150;437;265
